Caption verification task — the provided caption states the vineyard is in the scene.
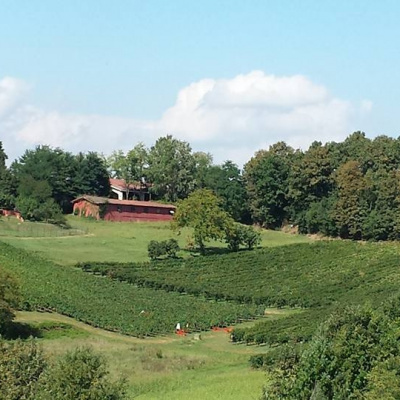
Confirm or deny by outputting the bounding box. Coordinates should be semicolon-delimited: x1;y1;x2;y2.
78;241;400;344
0;242;264;337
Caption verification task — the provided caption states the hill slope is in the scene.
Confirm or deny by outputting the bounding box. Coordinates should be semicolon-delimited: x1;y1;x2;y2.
79;241;400;343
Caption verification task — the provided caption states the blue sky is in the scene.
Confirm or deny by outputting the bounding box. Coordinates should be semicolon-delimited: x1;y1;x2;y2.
1;0;399;164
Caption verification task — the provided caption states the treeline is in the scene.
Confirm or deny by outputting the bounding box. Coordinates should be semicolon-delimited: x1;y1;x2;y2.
246;131;400;240
0;143;110;224
2;132;400;240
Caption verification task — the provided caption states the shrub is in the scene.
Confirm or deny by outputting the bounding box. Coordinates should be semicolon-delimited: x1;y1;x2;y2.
0;267;20;336
264;304;400;399
165;239;179;258
0;339;47;400
148;239;180;260
38;347;126;400
225;223;261;251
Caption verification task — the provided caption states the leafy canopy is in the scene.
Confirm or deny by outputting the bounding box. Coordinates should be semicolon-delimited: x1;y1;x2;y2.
172;188;233;253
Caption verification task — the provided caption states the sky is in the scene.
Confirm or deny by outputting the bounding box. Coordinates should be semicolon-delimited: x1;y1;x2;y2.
0;0;399;166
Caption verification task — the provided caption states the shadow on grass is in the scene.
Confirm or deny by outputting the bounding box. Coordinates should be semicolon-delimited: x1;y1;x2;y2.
3;322;42;340
182;247;251;257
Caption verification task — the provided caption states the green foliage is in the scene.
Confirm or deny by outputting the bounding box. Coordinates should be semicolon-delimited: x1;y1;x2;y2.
173;188;234;253
225;223;261;251
264;303;400;399
244;143;293;228
147;240;166;260
0;340;126;400
16;196;66;225
74;152;110;197
0;339;47;400
11;146;110;215
0;267;20;335
38;347;126;400
148;239;180;260
147;135;196;202
0;242;262;337
203;161;250;223
0;142;17;210
300;198;337;236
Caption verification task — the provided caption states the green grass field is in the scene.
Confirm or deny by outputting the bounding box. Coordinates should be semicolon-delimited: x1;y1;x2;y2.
15;311;275;399
0;215;311;265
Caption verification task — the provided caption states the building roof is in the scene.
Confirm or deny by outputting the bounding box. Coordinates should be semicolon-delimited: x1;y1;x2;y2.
109;178;148;191
72;195;176;209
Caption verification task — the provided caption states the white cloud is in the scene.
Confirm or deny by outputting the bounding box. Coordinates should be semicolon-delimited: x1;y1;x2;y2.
0;77;29;118
0;72;372;166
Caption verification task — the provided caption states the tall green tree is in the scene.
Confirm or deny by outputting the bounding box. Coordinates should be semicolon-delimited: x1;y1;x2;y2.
12;146;78;213
147;135;196;202
204;160;250;223
333;160;365;239
244;143;293;228
0;142;16;209
75;152;110;197
172;188;233;254
288;142;335;222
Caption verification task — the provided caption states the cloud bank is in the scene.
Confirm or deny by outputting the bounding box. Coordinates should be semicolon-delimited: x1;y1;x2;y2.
0;72;371;165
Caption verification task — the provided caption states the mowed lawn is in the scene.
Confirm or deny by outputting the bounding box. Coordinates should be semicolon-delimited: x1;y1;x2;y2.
0;215;311;265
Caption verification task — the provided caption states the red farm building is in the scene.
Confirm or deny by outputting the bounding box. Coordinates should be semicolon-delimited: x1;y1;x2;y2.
72;195;176;222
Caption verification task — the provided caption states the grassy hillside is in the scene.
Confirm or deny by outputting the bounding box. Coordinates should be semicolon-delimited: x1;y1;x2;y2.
15;311;273;399
79;240;400;344
0;215;311;265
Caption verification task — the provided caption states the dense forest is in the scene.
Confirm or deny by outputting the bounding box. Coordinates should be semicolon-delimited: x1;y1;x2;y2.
1;131;400;241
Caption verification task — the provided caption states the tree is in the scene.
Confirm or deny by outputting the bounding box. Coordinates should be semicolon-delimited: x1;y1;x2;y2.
15;175;65;225
172;189;233;254
75;152;110;197
265;304;400;399
333;160;365;239
225;223;261;251
288;142;335;223
244;143;293;228
193;151;213;188
147;135;196;202
11;146;78;213
0;141;16;209
0;267;20;335
204;161;250;223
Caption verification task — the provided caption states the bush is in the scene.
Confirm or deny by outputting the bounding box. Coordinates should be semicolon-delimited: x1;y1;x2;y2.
264;304;400;399
0;268;20;336
38;347;126;400
225;224;261;251
16;197;66;225
165;239;179;258
148;239;180;260
0;341;127;400
0;339;47;400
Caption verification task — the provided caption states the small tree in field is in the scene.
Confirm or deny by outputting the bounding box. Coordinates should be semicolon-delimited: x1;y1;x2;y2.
172;189;233;254
242;225;262;250
225;223;262;251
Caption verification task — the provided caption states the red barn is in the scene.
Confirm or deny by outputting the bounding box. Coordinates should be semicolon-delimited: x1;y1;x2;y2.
72;195;176;222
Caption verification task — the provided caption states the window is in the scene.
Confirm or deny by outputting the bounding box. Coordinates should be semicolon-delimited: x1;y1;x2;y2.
156;208;161;214
143;207;149;213
131;206;135;212
117;206;122;212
